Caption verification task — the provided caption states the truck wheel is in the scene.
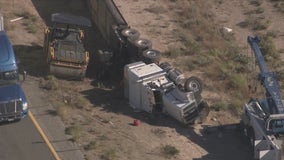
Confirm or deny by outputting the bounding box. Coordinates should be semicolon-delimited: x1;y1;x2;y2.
134;38;152;49
159;62;172;72
142;49;161;64
134;38;152;59
184;76;203;95
121;28;140;41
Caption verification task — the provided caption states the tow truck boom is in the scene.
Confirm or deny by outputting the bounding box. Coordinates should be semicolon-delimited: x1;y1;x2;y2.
248;36;284;115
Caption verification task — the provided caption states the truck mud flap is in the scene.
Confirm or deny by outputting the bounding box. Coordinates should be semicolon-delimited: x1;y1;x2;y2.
49;64;85;80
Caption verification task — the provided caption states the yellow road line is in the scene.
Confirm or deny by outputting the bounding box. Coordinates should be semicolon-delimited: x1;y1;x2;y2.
28;111;61;160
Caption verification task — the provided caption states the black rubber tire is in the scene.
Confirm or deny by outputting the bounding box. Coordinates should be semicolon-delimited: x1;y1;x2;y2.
159;62;172;72
142;49;161;64
184;76;203;95
134;38;152;50
134;38;152;59
121;28;140;41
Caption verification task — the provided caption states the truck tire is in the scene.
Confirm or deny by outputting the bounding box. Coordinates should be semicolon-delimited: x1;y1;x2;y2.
159;62;172;72
134;38;152;57
142;49;161;64
134;38;152;49
121;28;140;41
184;76;203;95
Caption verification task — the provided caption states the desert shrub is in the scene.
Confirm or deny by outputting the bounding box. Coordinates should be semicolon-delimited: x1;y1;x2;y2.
245;7;265;14
151;128;166;137
98;135;109;141
101;149;117;160
211;101;228;111
239;16;271;30
176;57;197;71
254;7;265;14
161;145;179;158
15;11;38;33
144;5;166;14
228;73;247;90
180;35;201;55
193;53;213;67
164;46;183;58
232;54;250;73
273;1;284;12
55;102;72;121
250;0;264;6
208;48;228;58
75;95;89;109
254;19;271;30
259;34;278;60
65;125;82;142
25;21;37;33
84;141;97;150
266;30;278;38
39;75;59;90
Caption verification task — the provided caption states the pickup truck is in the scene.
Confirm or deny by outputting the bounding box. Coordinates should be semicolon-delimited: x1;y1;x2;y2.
0;30;28;122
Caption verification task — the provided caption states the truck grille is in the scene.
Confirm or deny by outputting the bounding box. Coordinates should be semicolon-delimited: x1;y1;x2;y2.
0;100;23;116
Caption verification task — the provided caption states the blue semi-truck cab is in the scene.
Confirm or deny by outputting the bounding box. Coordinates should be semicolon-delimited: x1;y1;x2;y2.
0;31;28;122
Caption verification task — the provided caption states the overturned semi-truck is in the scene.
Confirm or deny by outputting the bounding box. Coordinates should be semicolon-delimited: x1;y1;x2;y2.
86;0;209;124
124;61;208;124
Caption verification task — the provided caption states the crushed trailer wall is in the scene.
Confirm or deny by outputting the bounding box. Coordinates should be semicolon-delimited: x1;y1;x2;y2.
86;0;128;49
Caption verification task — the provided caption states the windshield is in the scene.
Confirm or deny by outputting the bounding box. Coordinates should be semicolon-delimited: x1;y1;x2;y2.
0;70;19;86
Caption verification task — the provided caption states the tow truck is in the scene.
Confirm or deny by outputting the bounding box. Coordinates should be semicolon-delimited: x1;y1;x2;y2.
241;36;284;160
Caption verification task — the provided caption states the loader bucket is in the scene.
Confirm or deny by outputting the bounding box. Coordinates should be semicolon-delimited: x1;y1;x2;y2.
49;64;85;80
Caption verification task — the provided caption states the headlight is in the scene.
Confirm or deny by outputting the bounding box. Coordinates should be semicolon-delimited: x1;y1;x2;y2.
22;102;28;110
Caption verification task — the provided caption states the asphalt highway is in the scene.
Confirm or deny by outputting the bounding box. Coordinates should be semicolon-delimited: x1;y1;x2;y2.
0;117;55;160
